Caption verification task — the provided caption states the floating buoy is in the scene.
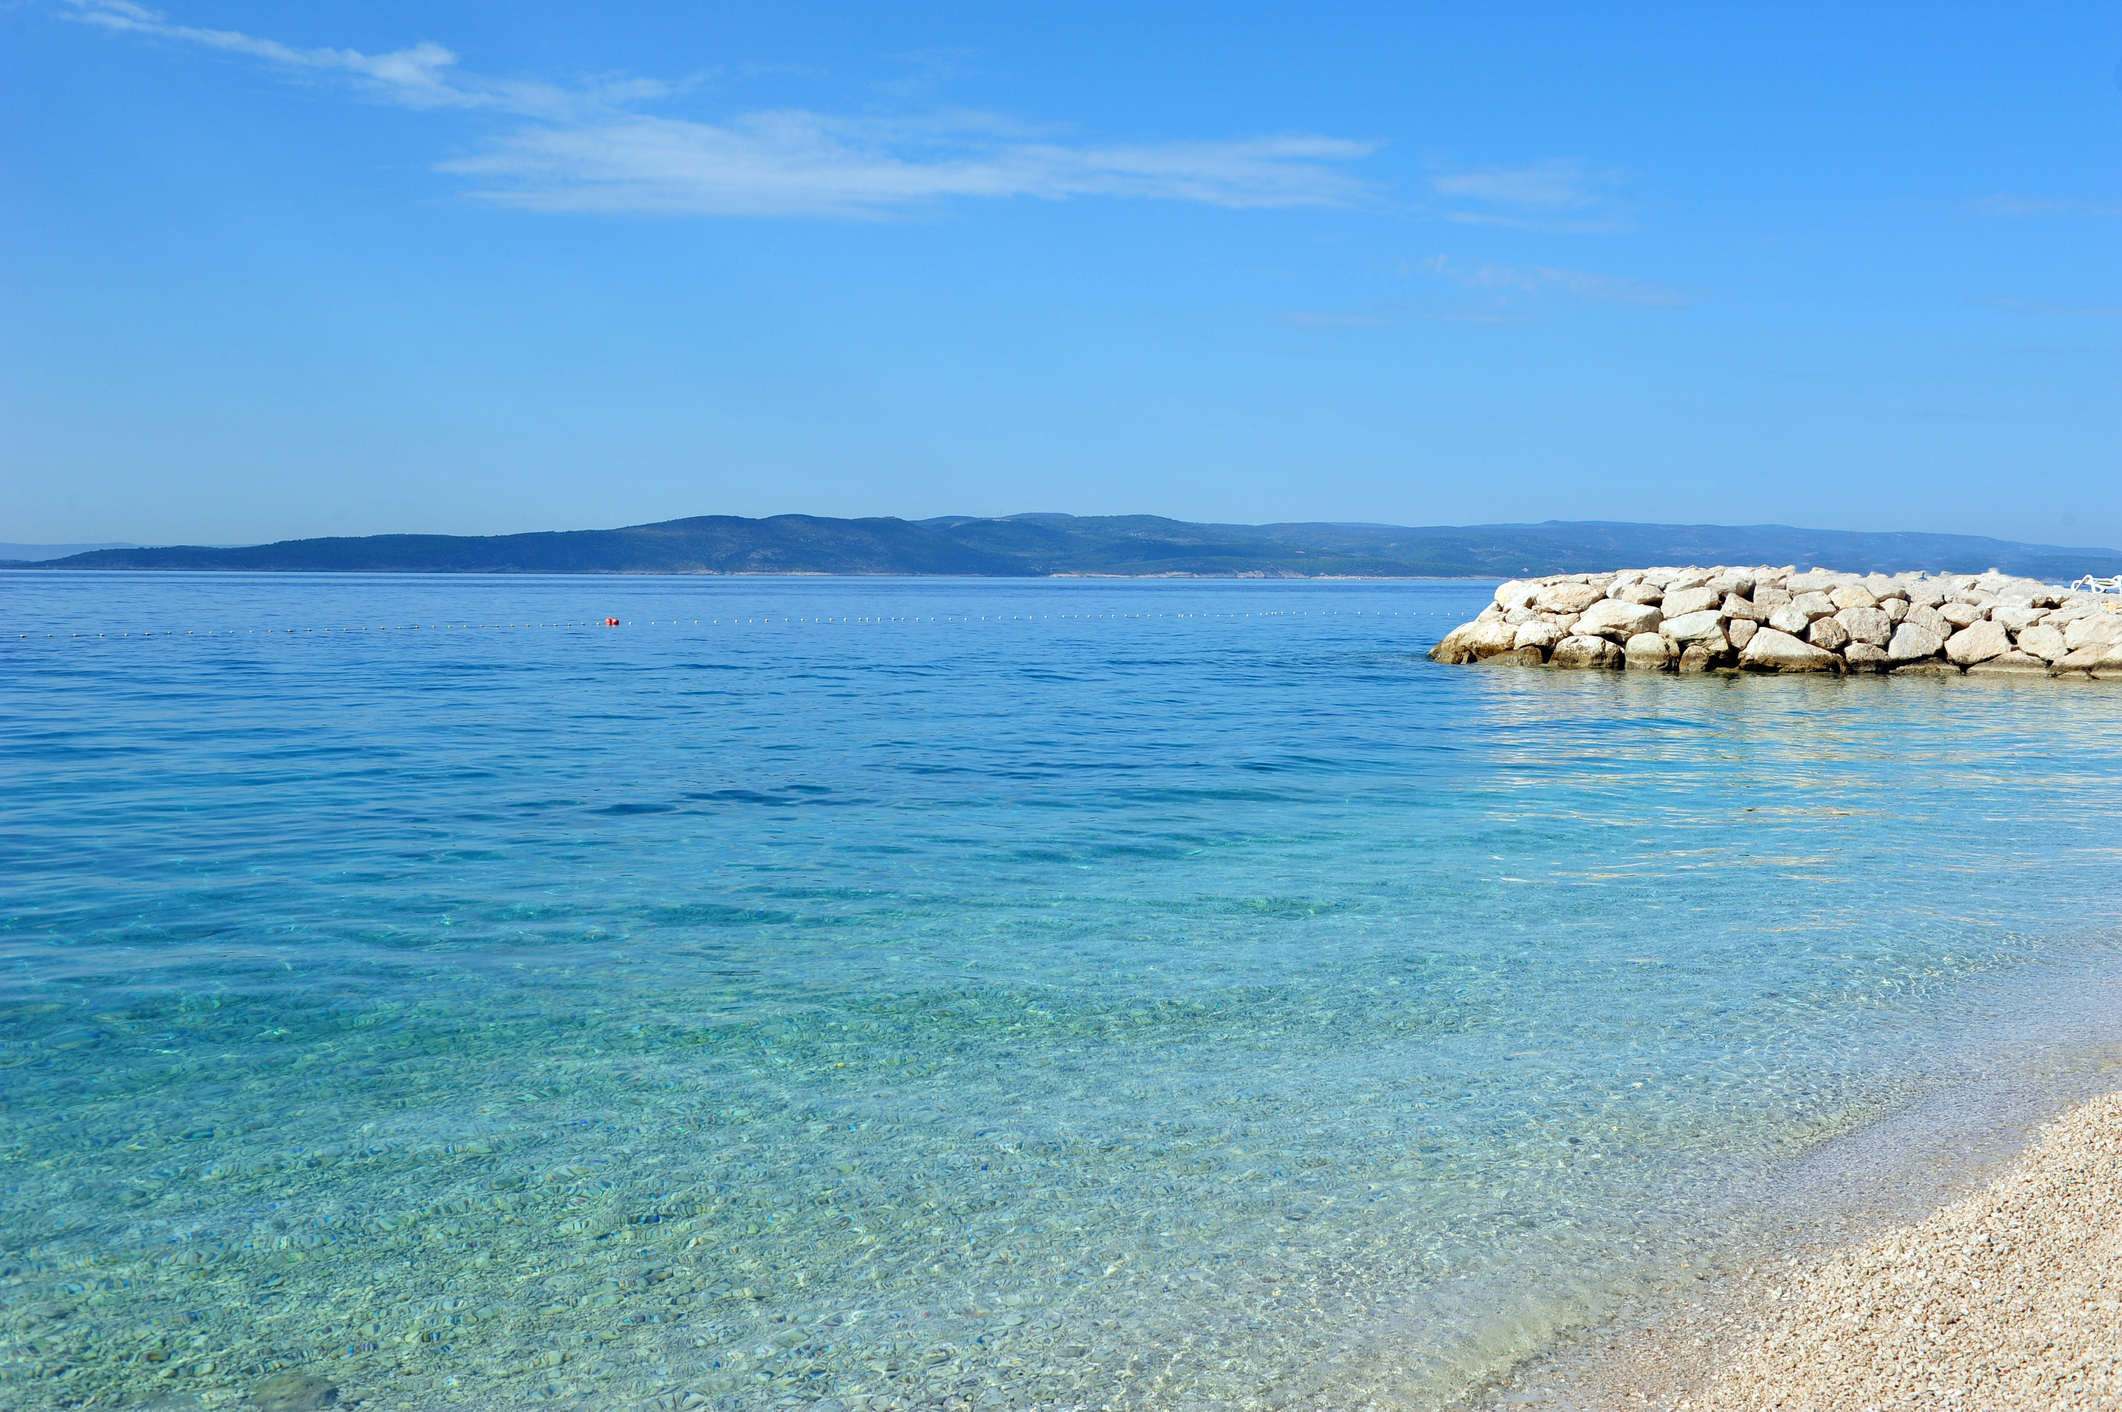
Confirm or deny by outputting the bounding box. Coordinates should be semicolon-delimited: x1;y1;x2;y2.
605;617;620;627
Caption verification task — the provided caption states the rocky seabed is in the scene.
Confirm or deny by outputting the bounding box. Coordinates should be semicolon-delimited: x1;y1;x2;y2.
1430;566;2122;677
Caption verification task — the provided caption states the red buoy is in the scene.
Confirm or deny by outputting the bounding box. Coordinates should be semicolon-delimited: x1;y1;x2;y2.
605;617;620;626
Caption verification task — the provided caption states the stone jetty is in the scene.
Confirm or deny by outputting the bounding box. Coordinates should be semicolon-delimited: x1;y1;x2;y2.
1430;566;2122;676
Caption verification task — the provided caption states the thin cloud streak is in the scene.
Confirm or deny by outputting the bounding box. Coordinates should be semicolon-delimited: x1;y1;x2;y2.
446;118;1378;216
1283;312;1392;327
1419;255;1690;308
1428;159;1630;233
66;0;1379;217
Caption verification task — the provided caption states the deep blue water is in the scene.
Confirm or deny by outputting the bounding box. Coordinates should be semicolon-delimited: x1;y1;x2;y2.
3;572;2120;1412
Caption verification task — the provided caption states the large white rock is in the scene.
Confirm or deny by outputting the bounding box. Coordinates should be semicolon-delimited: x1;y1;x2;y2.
1808;615;1852;651
1739;627;1840;672
1938;600;1989;629
1836;605;1894;646
1767;604;1811;636
1575;599;1662;639
2064;614;2122;651
1991;604;2046;633
1662;609;1727;643
1514;620;1566;652
1887;622;1945;661
1549;634;1622;669
1722;594;1765;622
1707;571;1757;597
1844;642;1890;671
1661;585;1723;618
2057;640;2122;674
1727;617;1759;651
1536;582;1606;614
1945;620;2011;666
1612;582;1664;605
2015;623;2068;662
1494;579;1541;610
1904;604;1952;639
1624;632;1671;669
1830;583;1879;611
1790;591;1838;620
1431;619;1522;663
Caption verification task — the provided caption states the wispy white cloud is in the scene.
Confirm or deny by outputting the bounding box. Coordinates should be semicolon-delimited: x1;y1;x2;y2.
445;119;1377;216
1283;311;1391;327
64;0;1379;217
1417;254;1690;308
1970;194;2121;219
1428;160;1629;233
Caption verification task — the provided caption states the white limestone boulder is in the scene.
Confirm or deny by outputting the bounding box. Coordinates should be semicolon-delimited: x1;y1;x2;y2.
1808;615;1852;651
1575;599;1662;640
1739;627;1840;673
1661;585;1723;618
1836;606;1894;647
1624;632;1672;669
1945;620;2011;666
2015;623;2067;662
1514;620;1566;653
1663;609;1727;643
1904;604;1952;640
2063;614;2122;651
1536;582;1606;614
1767;604;1811;636
1549;634;1622;669
1887;622;1945;661
1844;643;1890;671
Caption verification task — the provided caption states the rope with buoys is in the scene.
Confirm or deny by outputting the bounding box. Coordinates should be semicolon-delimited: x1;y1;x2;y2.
12;608;1475;641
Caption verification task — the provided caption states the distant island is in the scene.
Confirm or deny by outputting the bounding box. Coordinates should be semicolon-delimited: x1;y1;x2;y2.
8;514;2120;581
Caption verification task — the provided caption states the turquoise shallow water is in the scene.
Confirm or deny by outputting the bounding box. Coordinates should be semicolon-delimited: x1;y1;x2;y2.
3;572;2121;1412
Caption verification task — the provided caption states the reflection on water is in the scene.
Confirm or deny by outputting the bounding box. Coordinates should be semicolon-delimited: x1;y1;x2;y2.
3;573;2119;1411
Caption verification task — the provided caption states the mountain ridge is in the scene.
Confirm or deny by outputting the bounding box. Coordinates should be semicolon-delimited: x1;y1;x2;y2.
9;514;2120;581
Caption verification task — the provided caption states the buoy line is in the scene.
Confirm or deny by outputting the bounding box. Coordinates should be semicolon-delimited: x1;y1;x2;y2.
10;608;1486;642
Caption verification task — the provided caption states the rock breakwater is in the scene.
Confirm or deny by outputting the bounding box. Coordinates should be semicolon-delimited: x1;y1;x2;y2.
1431;566;2122;676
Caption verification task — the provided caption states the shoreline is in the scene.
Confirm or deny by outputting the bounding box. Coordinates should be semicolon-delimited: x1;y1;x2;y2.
1467;1043;2122;1411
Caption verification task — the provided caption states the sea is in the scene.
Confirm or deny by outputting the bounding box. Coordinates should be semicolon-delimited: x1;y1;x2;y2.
4;572;2120;1412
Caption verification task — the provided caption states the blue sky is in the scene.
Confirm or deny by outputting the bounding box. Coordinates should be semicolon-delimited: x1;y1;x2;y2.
5;1;2120;548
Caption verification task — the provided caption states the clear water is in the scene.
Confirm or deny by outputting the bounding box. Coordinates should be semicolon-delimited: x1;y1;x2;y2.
3;573;2120;1412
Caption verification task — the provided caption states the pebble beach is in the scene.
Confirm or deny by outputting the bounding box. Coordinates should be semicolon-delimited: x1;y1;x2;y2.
1695;1088;2122;1410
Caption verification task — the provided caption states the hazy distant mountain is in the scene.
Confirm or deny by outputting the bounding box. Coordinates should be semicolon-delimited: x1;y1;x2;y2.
11;515;2120;580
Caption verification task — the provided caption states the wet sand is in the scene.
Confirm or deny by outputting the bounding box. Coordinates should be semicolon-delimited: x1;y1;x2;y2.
1473;1084;2122;1411
1696;1088;2122;1410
